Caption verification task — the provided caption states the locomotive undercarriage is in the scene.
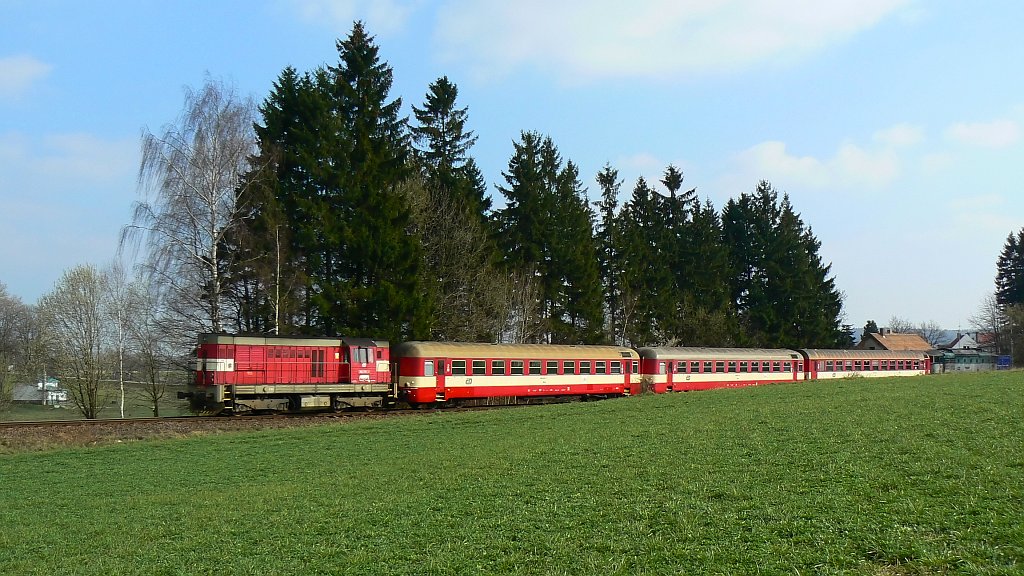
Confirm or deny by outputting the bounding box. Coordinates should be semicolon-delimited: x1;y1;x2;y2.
187;384;396;415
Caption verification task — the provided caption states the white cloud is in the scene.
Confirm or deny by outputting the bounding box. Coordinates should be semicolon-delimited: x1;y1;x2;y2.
288;0;419;35
873;123;924;147
732;139;900;191
0;54;52;99
944;119;1020;148
435;0;914;81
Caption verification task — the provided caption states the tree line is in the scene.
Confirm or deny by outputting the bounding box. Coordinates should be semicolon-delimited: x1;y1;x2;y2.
183;22;850;348
3;21;854;419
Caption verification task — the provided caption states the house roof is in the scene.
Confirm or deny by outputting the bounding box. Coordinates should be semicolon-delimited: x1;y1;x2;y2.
941;333;978;349
861;332;932;351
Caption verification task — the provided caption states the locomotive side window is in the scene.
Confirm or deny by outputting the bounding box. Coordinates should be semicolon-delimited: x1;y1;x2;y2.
452;360;467;375
529;360;542;375
546;360;559;374
472;360;486;375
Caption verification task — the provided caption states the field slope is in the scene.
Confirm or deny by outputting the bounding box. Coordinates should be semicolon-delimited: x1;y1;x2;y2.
1;372;1022;575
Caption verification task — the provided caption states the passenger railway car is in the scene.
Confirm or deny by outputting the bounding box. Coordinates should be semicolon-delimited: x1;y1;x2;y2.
392;341;641;405
800;349;930;379
638;347;805;392
188;333;393;413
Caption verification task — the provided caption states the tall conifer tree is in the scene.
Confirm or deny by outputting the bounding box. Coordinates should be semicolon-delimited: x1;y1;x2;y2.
722;181;845;347
496;132;602;343
996;228;1024;306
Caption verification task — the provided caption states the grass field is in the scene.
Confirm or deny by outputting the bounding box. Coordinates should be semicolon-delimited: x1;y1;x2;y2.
2;385;192;421
1;371;1022;575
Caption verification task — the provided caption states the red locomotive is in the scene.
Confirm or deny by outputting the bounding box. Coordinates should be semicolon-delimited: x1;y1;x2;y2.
188;333;393;413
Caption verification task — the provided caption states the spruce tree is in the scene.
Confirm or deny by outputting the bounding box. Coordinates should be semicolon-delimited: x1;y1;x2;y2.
410;76;490;219
723;181;845;348
594;164;623;343
495;132;602;343
996;228;1024;306
251;23;426;342
407;76;503;341
862;319;879;338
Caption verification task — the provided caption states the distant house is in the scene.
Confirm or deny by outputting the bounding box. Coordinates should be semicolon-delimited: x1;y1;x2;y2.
931;333;998;373
941;333;979;350
12;378;69;406
857;329;932;351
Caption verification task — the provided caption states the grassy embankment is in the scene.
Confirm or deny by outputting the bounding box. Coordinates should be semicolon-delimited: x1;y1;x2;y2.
2;384;191;421
1;371;1022;575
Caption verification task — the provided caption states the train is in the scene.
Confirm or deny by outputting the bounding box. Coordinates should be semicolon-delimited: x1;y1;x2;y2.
184;333;931;414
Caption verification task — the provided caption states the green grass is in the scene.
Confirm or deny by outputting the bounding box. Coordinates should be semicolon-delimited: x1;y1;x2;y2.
1;372;1022;575
2;385;191;421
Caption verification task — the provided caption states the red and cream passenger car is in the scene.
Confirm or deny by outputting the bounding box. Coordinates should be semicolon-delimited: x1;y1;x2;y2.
392;342;641;405
188;333;393;413
799;349;930;380
637;347;805;392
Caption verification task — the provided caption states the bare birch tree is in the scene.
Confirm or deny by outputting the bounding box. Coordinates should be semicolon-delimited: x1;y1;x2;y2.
38;265;111;419
101;260;145;418
122;77;259;344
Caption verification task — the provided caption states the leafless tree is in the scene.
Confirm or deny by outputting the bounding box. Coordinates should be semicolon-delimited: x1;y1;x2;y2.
495;269;543;343
0;284;35;414
886;315;916;334
969;292;1008;353
122;77;260;343
917;320;946;347
38;265;112;419
101;260;149;418
404;178;509;341
129;274;176;417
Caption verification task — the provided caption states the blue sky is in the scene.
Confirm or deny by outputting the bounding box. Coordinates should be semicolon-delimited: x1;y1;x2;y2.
1;0;1021;331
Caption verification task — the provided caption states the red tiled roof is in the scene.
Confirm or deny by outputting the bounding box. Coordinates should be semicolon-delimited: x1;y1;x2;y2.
860;332;932;351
